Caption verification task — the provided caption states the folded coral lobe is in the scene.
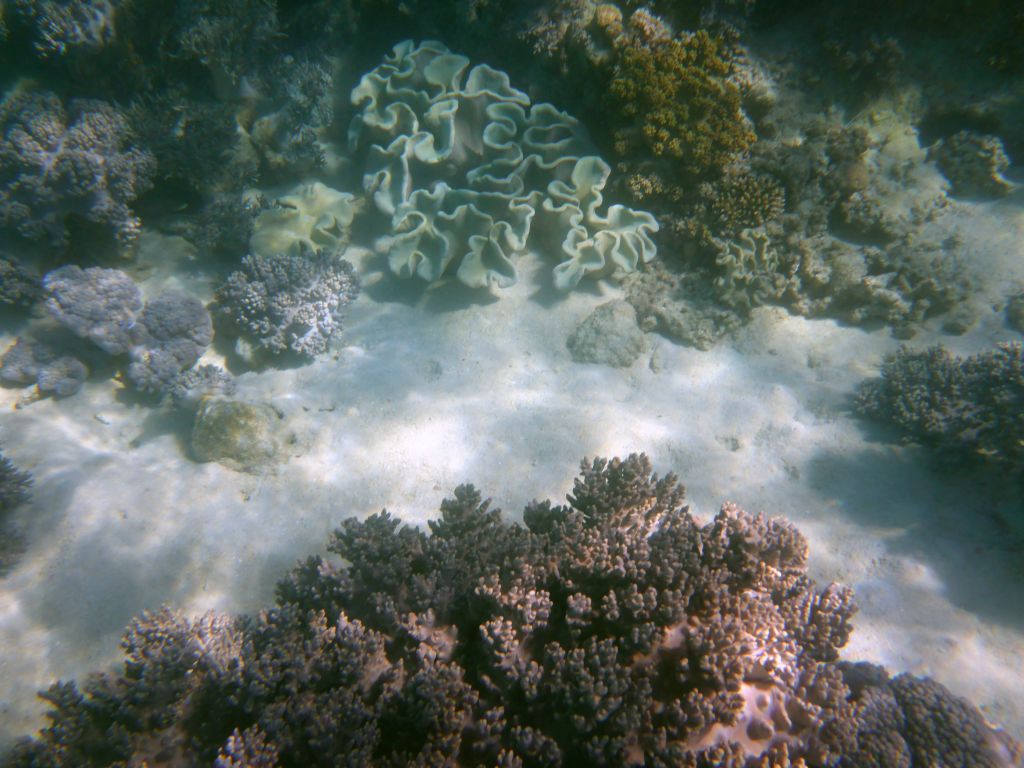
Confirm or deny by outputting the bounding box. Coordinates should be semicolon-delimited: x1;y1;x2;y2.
349;40;658;292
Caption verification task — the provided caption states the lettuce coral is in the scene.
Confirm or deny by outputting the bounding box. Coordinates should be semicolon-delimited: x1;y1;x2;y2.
249;182;358;259
349;39;659;291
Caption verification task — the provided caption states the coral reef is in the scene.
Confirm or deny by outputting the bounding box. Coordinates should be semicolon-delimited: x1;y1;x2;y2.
126;291;213;395
0;87;155;248
8;0;118;59
34;268;215;398
0;446;32;576
931;130;1014;198
735;116;972;336
241;53;334;178
856;343;1024;473
840;660;1024;767
566;299;646;367
42;266;142;355
821;34;905;102
349;39;658;291
126;93;257;199
216;245;360;360
169;193;263;258
704;168;786;236
0;447;31;513
713;227;800;315
0;337;88;398
0;255;40;308
165;0;277;96
5;454;1022;766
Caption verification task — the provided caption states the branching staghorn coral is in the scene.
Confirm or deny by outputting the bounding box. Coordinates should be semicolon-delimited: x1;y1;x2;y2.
856;342;1024;473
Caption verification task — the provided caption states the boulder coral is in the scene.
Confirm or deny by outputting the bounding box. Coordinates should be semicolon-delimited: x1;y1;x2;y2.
0;337;88;398
4;454;1021;766
42;265;143;355
349;39;659;291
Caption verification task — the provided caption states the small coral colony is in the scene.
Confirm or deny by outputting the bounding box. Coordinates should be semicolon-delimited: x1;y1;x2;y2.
1;0;1023;764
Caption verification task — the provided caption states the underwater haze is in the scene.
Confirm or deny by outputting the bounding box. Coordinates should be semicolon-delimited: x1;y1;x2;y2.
1;0;1023;765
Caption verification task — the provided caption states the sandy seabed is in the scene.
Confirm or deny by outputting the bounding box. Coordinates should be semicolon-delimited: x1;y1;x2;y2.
1;194;1023;748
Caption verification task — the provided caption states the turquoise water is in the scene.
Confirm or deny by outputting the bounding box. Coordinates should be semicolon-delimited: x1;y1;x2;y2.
0;2;1022;764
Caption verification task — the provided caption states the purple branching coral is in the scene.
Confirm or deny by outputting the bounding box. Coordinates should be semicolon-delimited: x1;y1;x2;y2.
216;245;360;360
0;450;32;514
4;454;1021;767
0;88;155;248
856;342;1024;474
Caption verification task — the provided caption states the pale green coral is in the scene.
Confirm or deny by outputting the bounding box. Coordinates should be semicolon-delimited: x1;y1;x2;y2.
713;227;799;314
249;182;358;258
349;39;658;291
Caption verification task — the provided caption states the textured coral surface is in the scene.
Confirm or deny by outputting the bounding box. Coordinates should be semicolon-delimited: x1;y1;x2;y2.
4;455;1021;767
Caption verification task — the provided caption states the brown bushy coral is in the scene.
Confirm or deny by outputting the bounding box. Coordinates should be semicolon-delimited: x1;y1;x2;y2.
608;13;755;180
5;454;1022;767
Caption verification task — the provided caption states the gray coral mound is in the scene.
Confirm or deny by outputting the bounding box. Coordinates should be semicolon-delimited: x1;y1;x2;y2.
0;337;87;397
127;291;213;394
5;454;1021;767
216;246;359;359
0;89;155;246
43;265;142;354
